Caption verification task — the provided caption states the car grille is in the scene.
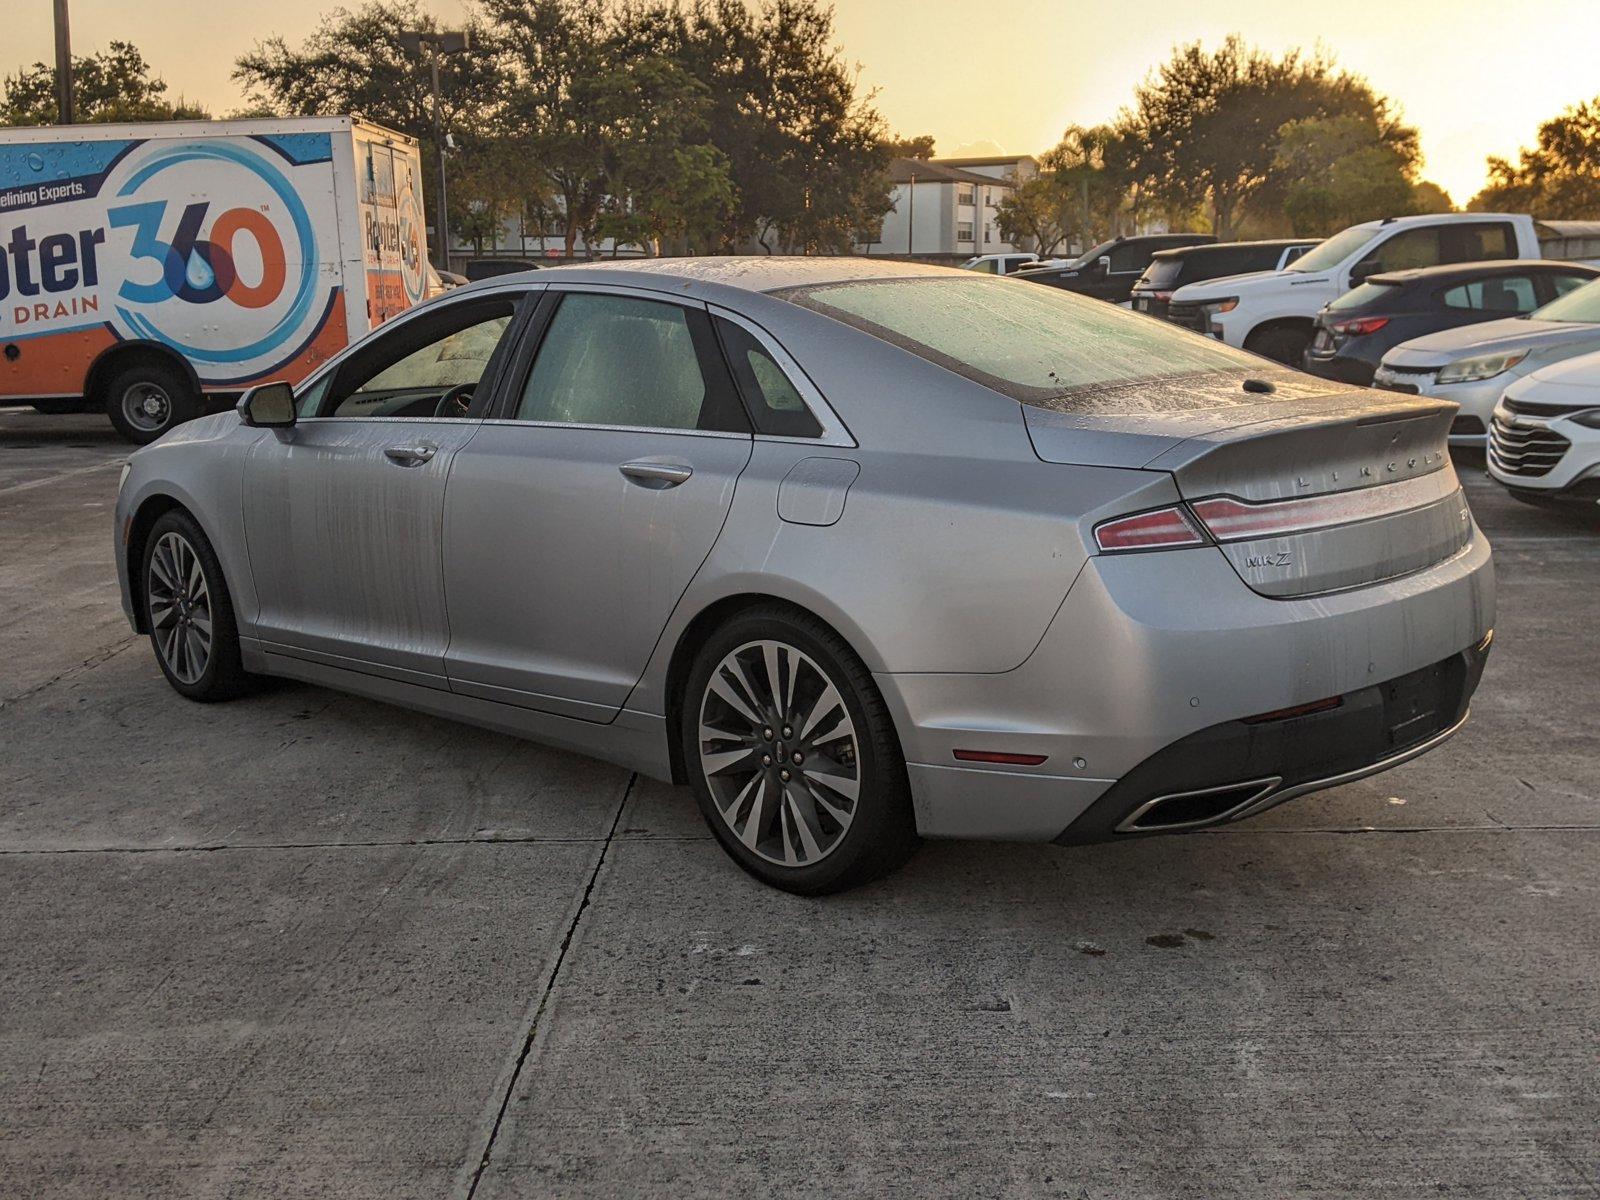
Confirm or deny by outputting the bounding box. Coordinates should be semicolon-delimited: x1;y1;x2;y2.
1503;395;1587;418
1489;414;1571;477
1166;300;1207;332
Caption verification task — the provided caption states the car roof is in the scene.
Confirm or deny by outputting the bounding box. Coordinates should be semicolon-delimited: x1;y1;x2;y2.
1367;258;1599;286
450;255;961;297
1150;239;1314;261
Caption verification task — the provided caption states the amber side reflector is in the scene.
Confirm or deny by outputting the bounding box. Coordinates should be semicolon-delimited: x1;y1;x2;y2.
953;749;1049;766
1240;695;1344;725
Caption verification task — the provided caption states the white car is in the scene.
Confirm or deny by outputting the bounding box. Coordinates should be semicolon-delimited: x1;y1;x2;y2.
1376;276;1600;446
1487;348;1600;509
961;253;1038;276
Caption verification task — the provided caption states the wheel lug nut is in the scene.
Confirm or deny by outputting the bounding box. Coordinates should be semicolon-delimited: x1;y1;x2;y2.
780;769;791;781
763;727;773;741
782;726;793;738
762;755;772;766
792;752;803;764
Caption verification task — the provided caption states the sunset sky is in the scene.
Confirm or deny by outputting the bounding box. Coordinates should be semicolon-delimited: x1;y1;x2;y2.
10;0;1600;206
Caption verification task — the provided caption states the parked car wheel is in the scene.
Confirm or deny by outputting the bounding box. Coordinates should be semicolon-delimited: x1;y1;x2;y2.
1247;326;1313;368
106;360;199;444
142;510;255;702
682;607;918;894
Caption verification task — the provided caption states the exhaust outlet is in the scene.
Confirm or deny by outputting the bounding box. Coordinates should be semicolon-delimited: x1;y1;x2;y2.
1116;778;1282;834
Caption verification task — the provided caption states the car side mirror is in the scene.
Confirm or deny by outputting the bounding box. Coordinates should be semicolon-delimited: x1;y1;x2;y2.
1095;257;1111;275
238;382;296;428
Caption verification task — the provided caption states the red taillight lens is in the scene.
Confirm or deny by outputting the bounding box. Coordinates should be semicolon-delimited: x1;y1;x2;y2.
1330;316;1389;337
1153;291;1173;301
1093;506;1206;552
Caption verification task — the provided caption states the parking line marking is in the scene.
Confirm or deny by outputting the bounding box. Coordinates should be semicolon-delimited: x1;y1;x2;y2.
0;458;123;499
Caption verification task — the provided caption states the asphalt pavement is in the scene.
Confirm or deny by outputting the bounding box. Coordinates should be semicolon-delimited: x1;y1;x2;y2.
2;408;1597;1198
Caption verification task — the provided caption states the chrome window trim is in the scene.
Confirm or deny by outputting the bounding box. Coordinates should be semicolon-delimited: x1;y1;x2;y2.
475;418;749;442
288;281;544;403
707;303;856;448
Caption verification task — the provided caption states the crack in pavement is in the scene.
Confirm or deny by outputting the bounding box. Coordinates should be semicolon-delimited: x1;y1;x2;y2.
459;772;634;1200
0;634;140;708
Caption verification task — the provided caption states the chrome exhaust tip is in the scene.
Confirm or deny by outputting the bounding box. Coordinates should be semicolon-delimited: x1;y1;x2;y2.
1115;777;1283;834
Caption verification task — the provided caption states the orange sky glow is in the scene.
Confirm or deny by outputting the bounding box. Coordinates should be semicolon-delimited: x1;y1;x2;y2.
10;0;1600;207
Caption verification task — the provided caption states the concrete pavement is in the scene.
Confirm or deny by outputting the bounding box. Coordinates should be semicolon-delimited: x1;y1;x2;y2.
1;408;1596;1197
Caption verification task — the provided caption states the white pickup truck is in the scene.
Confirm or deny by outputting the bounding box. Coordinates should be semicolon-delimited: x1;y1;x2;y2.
1167;212;1600;364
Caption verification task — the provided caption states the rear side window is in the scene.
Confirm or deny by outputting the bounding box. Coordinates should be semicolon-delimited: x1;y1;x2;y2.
1440;276;1539;313
1108;242;1153;273
1443;223;1516;263
715;318;822;438
1361;227;1441;273
515;293;746;432
779;275;1268;407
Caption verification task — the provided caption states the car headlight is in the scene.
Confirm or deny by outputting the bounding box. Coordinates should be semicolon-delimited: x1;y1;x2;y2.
1570;409;1600;429
1201;297;1239;315
1437;351;1527;384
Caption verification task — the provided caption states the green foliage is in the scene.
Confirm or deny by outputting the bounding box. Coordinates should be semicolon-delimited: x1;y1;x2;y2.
1129;36;1420;239
1276;114;1425;235
1;40;207;125
1471;97;1600;218
885;134;936;160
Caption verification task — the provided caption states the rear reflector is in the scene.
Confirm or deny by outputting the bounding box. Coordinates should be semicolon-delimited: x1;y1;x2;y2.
1190;484;1442;543
1240;695;1344;724
953;749;1049;766
1093;506;1206;552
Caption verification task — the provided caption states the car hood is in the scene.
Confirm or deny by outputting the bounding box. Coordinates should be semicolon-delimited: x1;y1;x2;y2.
1382;317;1600;367
1169;269;1293;303
1503;346;1600;402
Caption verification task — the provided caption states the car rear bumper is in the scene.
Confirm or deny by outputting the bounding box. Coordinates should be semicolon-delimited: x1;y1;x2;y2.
1303;349;1376;386
880;533;1495;841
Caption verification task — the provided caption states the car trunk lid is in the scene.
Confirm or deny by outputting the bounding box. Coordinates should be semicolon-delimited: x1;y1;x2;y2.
1024;371;1472;597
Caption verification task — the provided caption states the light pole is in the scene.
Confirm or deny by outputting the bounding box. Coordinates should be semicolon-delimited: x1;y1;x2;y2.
399;29;471;271
53;0;75;123
906;173;915;258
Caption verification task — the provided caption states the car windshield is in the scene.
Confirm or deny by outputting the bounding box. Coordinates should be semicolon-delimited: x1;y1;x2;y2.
1328;281;1401;312
1288;225;1378;273
780;275;1271;407
1529;277;1600;324
1070;239;1117;268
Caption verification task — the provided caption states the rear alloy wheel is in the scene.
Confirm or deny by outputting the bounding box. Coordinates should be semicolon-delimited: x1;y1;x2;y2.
684;608;917;894
142;510;254;702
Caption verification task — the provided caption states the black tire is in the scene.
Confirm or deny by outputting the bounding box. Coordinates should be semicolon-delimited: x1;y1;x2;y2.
105;359;199;444
1246;326;1313;367
141;509;255;702
681;605;919;895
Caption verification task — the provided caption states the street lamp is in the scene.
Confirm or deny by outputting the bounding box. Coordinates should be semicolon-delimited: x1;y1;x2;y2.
54;0;75;123
399;28;471;271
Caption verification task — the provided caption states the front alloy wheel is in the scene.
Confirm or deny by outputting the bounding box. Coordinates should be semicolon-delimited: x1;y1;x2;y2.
147;531;213;684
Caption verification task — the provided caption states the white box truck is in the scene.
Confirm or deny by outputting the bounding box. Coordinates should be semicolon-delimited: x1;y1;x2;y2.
0;116;430;442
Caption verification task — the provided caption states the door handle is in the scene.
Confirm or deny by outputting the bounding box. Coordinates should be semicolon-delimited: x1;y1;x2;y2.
384;443;437;467
619;461;693;488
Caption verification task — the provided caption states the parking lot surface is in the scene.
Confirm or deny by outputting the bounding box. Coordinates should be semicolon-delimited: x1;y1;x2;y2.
2;409;1597;1198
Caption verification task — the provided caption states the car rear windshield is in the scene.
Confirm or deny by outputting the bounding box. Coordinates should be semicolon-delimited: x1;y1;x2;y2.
1530;277;1600;324
779;275;1270;407
1328;280;1401;312
1139;258;1184;288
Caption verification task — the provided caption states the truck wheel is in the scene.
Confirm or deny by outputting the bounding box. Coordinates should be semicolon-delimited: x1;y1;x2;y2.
1246;327;1312;368
105;360;199;444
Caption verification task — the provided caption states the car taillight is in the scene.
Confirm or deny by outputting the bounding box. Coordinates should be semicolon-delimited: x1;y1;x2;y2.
1153;291;1173;301
1330;316;1389;337
1093;506;1207;552
1190;485;1438;542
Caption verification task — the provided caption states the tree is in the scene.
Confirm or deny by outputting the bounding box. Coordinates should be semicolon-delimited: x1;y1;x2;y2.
1;40;207;125
1129;36;1418;239
236;0;511;252
884;134;936;160
1470;97;1600;218
996;176;1069;256
1275;114;1424;235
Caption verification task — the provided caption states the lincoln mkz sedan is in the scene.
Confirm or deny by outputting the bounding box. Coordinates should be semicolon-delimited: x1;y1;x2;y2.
115;259;1495;893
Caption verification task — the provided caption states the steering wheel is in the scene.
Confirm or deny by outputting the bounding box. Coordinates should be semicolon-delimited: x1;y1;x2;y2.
434;383;474;418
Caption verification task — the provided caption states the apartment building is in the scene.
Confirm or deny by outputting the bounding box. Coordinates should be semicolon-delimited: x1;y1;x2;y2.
863;155;1038;260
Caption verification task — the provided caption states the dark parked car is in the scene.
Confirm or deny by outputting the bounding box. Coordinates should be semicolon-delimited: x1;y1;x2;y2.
1018;234;1215;303
464;257;542;281
1303;259;1599;386
1131;240;1317;320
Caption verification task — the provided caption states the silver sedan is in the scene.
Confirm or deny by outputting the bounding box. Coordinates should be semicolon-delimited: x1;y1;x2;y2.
115;258;1495;892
